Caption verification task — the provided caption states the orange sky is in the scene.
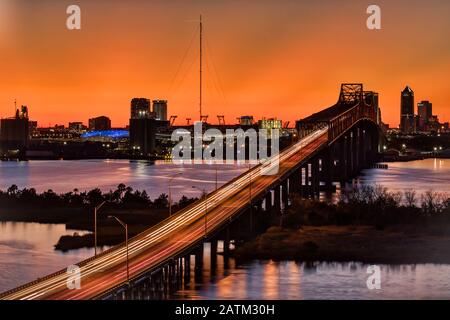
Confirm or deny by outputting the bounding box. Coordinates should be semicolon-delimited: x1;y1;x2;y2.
0;0;449;128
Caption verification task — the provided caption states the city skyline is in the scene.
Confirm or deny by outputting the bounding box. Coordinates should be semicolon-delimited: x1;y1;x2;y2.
1;0;450;128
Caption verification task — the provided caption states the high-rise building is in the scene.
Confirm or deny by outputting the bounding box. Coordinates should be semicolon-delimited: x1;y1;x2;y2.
0;106;30;155
131;98;151;119
417;100;432;130
153;100;168;121
400;86;415;133
88;116;111;131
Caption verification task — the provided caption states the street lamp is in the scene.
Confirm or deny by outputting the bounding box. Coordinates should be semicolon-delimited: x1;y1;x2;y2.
168;172;182;216
94;201;106;256
192;186;208;238
108;215;129;284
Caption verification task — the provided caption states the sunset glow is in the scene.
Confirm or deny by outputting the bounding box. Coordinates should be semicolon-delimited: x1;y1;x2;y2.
1;0;449;128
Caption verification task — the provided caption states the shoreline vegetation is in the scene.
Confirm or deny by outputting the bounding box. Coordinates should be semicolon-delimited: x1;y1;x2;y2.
0;184;199;251
1;184;450;264
234;186;450;263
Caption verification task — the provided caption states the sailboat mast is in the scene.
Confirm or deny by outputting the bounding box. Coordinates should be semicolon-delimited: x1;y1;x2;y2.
199;14;203;121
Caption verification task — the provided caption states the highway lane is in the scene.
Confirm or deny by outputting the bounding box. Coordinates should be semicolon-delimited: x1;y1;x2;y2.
0;128;328;300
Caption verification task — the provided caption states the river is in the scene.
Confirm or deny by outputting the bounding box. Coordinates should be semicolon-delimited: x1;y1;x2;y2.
0;158;449;298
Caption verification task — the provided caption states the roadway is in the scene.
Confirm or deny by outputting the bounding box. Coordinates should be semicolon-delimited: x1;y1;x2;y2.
0;128;328;300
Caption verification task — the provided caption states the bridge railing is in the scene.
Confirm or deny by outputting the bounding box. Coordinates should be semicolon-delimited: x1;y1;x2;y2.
327;101;376;142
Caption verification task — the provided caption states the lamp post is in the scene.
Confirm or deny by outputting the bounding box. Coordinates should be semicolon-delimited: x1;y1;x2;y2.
192;186;208;238
94;201;106;256
108;215;129;284
168;172;182;216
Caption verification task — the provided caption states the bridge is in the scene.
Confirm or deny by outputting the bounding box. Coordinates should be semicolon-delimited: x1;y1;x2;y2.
0;83;381;300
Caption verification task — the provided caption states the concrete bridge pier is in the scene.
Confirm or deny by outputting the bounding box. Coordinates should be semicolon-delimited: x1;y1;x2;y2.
303;164;310;198
289;169;301;195
357;128;362;171
183;255;191;286
322;148;334;191
340;136;350;184
194;244;204;279
312;158;320;198
223;227;230;257
361;129;368;167
274;185;281;211
210;240;218;274
349;131;354;176
282;180;289;210
265;191;272;211
299;167;305;197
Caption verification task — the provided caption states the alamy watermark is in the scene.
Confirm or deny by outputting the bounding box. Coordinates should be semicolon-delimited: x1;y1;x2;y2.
66;5;81;30
171;122;280;175
66;265;81;290
366;265;381;290
367;5;381;30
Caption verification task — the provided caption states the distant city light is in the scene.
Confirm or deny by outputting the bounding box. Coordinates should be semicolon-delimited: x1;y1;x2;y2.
81;130;129;139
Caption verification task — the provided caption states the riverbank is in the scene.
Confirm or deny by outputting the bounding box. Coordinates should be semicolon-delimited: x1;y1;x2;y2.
0;204;170;251
234;186;450;264
0;184;198;251
233;225;450;264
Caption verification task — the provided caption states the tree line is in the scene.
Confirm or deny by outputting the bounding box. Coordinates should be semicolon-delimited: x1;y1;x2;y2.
0;183;198;210
282;185;450;230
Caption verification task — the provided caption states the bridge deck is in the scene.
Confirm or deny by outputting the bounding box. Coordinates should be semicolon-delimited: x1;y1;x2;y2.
1;129;328;300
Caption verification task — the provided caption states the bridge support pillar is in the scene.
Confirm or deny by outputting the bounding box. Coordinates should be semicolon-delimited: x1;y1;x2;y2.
274;185;281;212
194;243;204;282
223;228;230;257
184;255;191;286
339;137;347;182
265;191;272;211
290;169;300;194
303;164;310;198
323;148;333;190
362;129;368;167
210;240;218;273
356;127;363;172
312;158;320;198
282;180;289;210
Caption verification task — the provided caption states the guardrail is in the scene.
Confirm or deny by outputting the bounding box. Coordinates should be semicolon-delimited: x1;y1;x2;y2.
327;101;377;142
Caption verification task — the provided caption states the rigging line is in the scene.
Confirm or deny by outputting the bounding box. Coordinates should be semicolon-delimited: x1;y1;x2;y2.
205;35;229;107
204;48;222;105
170;48;199;100
167;26;200;99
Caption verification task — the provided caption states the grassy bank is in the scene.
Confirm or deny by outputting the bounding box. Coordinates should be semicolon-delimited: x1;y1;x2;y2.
234;225;450;264
235;185;450;263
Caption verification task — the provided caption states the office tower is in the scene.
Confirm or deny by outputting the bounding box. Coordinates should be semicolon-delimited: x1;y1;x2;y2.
153;100;168;121
417;100;432;130
88;116;111;131
131;98;151;119
400;86;415;133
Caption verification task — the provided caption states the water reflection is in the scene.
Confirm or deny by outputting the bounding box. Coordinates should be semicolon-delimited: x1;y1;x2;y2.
176;259;450;300
0;160;247;200
0;222;100;293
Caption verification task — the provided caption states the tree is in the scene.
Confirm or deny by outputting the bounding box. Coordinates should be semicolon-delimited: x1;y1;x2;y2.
154;193;169;209
7;185;18;196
